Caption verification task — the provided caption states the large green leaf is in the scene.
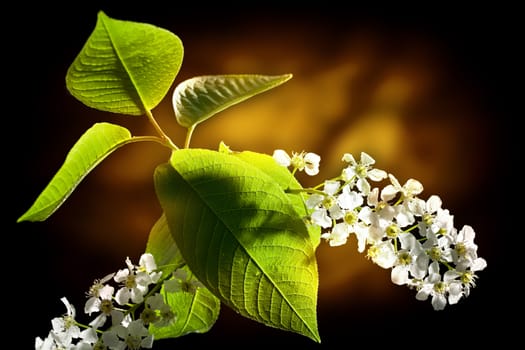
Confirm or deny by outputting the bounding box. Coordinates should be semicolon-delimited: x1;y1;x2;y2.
18;122;135;222
154;149;320;342
66;11;183;116
173;74;292;128
146;215;220;338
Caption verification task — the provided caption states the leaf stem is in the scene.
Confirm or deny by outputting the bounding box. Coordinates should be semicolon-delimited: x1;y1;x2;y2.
286;187;326;196
145;109;179;150
184;125;196;149
131;135;173;146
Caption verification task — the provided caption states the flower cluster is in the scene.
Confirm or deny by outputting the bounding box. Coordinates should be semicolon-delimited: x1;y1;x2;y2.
35;253;181;350
274;150;487;310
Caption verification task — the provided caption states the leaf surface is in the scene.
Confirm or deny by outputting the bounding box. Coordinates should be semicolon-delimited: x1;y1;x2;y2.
146;214;185;275
149;265;221;339
154;149;320;342
66;11;183;116
173;74;292;128
18;122;134;222
146;215;220;338
232;150;321;248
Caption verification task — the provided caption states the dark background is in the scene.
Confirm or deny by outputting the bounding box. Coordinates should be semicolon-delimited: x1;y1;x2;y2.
9;3;516;348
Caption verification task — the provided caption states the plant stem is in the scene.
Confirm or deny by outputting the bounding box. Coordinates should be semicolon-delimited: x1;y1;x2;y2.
145;109;179;150
184;125;196;149
286;187;326;196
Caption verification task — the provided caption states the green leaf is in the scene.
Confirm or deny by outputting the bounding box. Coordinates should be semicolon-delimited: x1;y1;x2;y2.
154;149;320;342
145;214;185;277
232;150;321;248
173;74;292;128
17;122;135;222
149;266;221;339
66;11;183;116
146;214;221;338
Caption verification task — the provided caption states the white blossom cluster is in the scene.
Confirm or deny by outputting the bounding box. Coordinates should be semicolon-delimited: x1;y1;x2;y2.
35;253;189;350
274;150;487;310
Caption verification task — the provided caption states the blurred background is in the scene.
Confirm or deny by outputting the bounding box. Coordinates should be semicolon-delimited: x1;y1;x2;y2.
10;2;515;348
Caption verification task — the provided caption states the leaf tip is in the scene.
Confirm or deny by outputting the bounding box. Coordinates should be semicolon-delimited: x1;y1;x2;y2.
16;207;46;223
16;211;39;223
97;10;108;19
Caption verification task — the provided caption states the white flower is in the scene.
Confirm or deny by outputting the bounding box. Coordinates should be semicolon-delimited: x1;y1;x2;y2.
450;225;483;266
305;180;344;228
415;262;449;310
85;282;114;315
114;256;151;305
49;297;81;347
444;255;486;301
113;254;161;306
351;224;369;253
86;287;120;329
303;152;321;175
145;293;176;327
85;273;116;325
165;268;205;294
336;185;363;210
113;320;154;350
381;174;423;202
138;253;162;284
446;280;465;305
272;149;292;167
367;240;397;269
86;273;115;299
342;152;387;195
422;234;454;264
35;333;54;350
391;233;428;285
272;149;321;176
357;204;395;243
310;203;333;228
410;195;441;218
74;327;100;350
35;297;82;349
391;252;412;286
319;185;366;247
413;195;454;240
469;257;488;272
431;208;455;238
321;222;350;246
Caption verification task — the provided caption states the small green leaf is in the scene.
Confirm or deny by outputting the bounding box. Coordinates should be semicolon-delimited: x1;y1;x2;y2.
18;122;135;222
145;214;185;276
149;266;221;339
66;11;183;116
154;149;320;342
173;74;292;128
146;214;221;338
